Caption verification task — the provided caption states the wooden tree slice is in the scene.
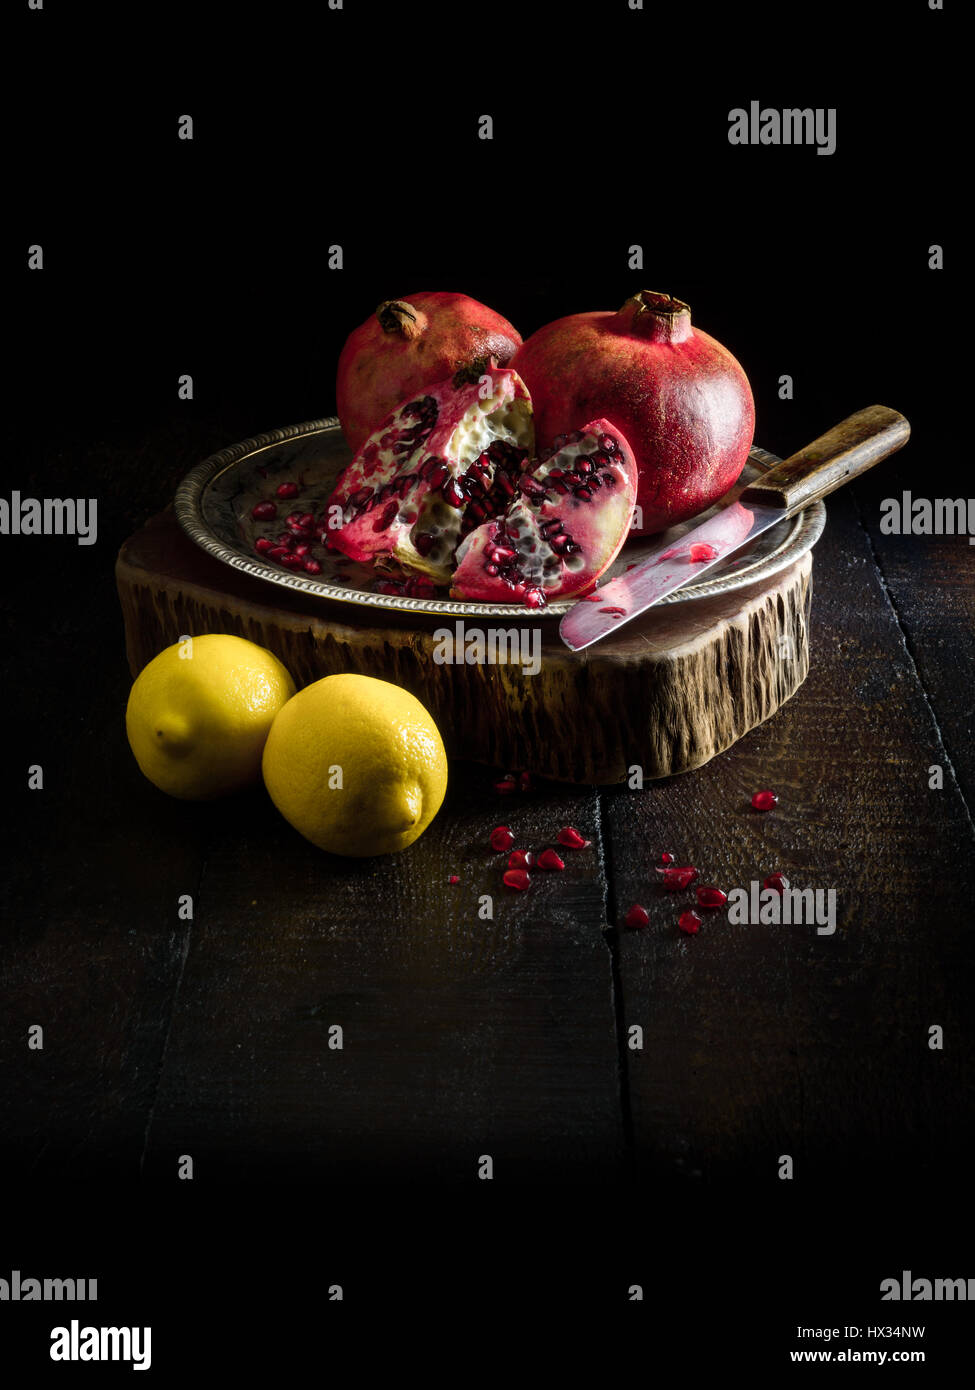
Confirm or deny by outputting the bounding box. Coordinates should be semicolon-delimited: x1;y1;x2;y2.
117;510;813;784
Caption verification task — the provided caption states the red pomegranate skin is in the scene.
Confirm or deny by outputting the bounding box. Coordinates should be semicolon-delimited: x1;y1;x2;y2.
336;292;522;453
512;292;755;535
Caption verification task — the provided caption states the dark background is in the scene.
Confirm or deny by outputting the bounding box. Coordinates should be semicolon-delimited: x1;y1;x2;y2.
5;0;970;1374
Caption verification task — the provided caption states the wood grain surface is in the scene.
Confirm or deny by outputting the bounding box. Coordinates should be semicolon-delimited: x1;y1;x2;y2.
1;414;972;1195
116;510;813;783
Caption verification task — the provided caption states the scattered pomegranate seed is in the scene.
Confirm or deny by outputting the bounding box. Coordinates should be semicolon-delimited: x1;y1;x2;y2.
763;873;789;893
624;904;650;929
678;910;702;935
279;552;304;569
751;789;778;811
655;865;699;890
252;501;277;521
254;537;274;554
267;545;289;560
537;848;566;871
503;869;531;891
276;481;300;499
494;778;517;795
448;874;460;885
302;558;322;575
581;594;602;602
660;851;675;864
696;886;728;909
519;771;532;793
508;850;534;869
489;826;515;852
293;542;310;555
557;826;590;850
689;542;717;562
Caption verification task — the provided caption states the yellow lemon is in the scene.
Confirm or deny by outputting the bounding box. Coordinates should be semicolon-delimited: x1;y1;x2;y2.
126;634;296;799
261;673;447;856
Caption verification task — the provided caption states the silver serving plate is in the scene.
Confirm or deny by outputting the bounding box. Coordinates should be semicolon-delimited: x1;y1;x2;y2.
174;417;826;619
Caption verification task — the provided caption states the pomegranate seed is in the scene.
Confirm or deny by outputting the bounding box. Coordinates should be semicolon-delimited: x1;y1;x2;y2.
537;848;565;871
276;481;300;499
494;778;517;795
660;852;675;864
298;512;315;530
413;532;435;557
267;545;290;560
489;826;514;852
279;552;304;569
599;606;627;616
373;501;399;532
254;537;274;554
656;865;699;890
764;873;789;893
252;501;277;520
581;594;602;602
302;558;322;575
689;542;717;562
751;789;778;811
599;434;618;453
678;910;702;935
406;577;436;598
624;904;650;929
442;479;465;508
448;874;460;885
503;869;531;891
293;542;310;555
508;850;534;870
557;827;590;850
518;771;532;793
696;886;728;909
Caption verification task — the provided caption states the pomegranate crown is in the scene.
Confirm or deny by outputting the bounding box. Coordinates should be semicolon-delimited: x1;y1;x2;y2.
616;290;693;342
376;299;426;341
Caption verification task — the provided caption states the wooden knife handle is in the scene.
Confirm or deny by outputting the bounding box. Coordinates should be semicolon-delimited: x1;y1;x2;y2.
740;405;911;513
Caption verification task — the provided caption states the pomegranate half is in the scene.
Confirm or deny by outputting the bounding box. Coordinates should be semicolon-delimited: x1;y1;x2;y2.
512;291;755;535
450;420;638;608
336;292;522;452
326;365;534;583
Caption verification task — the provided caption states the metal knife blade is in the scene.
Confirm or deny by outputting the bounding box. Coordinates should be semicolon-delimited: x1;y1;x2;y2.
559;405;911;652
558;498;785;651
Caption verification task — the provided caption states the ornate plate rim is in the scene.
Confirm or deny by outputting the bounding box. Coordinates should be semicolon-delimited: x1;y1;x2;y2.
174;417;827;618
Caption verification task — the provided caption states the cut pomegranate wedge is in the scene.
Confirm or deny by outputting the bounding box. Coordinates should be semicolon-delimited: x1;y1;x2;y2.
326;365;534;583
449;419;638;607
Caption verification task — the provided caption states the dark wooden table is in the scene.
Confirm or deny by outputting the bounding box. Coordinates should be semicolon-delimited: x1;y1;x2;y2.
4;409;972;1208
1;408;973;1345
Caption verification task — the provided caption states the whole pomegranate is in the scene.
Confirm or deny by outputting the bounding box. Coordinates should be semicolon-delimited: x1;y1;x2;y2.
336;292;522;452
512;291;754;534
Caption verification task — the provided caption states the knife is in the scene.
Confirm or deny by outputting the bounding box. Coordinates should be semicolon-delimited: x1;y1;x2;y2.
559;404;911;652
